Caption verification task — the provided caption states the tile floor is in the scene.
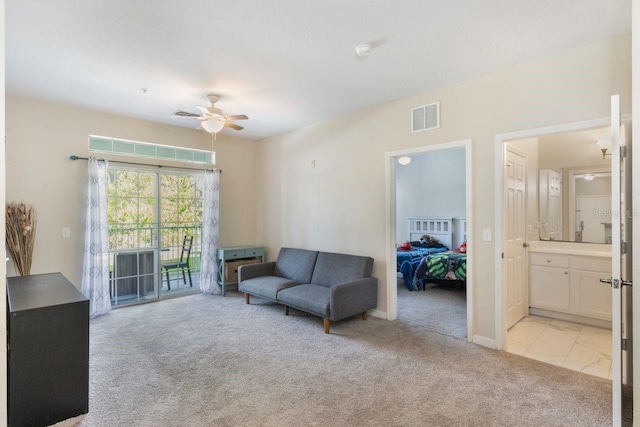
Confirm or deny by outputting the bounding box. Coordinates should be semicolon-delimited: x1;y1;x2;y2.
507;315;612;380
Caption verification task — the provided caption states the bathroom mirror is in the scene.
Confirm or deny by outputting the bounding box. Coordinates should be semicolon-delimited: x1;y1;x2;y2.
509;126;612;244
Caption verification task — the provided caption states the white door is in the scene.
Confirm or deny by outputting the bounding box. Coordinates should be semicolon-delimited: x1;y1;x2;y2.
606;94;632;426
578;195;611;243
505;147;528;329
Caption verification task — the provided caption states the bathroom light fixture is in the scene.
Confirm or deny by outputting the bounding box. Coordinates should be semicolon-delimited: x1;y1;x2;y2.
583;174;596;181
398;156;411;166
596;139;612;159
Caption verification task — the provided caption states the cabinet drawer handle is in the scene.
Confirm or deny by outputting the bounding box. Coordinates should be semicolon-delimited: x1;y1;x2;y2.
547;260;551;263
564;271;568;275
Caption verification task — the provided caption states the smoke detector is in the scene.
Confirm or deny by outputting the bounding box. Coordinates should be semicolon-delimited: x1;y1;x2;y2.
355;44;371;58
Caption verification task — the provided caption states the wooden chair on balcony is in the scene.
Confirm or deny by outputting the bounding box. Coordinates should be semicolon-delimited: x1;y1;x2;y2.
162;236;193;290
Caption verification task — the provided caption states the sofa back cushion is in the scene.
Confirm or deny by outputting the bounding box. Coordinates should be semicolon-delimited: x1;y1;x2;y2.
274;248;319;284
311;251;374;288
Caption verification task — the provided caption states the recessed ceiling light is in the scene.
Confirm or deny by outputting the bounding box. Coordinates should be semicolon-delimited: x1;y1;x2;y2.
584;174;596;181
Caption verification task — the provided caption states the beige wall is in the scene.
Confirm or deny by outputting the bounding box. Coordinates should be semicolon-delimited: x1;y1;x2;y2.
5;96;259;287
256;36;632;343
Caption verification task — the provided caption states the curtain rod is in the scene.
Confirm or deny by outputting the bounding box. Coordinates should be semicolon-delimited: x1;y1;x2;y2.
69;155;221;173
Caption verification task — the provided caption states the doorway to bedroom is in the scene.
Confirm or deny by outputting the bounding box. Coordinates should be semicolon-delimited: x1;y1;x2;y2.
386;140;473;340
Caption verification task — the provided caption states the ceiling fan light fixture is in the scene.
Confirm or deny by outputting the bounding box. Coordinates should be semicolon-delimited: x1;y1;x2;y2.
202;116;226;134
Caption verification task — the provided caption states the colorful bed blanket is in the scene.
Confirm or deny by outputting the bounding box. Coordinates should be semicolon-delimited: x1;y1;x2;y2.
412;251;467;290
397;247;448;291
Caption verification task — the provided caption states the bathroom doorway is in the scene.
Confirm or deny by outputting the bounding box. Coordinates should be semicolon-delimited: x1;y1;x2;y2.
494;102;633;427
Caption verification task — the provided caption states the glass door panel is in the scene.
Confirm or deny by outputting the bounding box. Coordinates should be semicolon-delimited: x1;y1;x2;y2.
159;173;203;295
108;170;160;306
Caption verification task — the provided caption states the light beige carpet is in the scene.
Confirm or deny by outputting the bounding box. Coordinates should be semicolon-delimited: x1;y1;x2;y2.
57;292;619;427
397;278;467;338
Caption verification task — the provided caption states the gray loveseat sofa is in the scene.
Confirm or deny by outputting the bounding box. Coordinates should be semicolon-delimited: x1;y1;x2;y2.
238;248;377;333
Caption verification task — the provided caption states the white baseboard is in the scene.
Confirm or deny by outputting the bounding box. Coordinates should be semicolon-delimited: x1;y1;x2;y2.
529;308;611;329
472;334;496;349
369;309;386;319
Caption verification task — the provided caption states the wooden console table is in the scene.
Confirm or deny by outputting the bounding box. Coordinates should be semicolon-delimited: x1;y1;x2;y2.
217;246;264;296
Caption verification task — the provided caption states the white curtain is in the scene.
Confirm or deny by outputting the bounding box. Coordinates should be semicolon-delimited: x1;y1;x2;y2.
200;169;221;294
81;157;111;317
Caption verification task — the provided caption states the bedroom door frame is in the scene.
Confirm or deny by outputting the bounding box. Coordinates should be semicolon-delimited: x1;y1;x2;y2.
493;114;631;350
385;139;474;342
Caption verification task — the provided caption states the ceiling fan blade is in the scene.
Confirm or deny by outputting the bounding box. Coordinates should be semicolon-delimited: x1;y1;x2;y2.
172;110;202;118
196;106;211;115
225;121;244;131
225;114;248;120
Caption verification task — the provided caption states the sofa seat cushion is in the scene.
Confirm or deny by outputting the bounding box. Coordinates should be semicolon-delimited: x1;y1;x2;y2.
239;276;300;301
277;284;330;317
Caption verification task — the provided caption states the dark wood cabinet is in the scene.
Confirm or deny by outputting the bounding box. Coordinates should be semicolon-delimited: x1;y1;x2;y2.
7;273;89;427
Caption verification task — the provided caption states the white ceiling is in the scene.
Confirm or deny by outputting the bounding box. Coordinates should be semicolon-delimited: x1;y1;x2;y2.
6;1;632;140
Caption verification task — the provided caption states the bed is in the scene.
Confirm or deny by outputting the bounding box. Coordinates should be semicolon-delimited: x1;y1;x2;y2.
412;250;467;290
396;218;454;291
397;247;447;290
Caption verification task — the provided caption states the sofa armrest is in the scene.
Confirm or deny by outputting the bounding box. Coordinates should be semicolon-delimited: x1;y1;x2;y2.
329;277;378;322
238;261;276;283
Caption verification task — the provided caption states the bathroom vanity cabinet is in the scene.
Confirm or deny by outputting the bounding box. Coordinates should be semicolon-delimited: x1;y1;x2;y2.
530;252;612;322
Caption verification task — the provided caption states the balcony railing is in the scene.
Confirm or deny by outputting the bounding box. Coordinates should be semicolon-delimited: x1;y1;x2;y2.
108;223;203;305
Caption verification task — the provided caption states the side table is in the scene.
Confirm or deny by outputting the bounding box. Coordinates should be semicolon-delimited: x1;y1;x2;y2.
217;246;265;296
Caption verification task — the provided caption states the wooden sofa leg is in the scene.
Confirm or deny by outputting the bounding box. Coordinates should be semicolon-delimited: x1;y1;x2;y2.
245;293;250;304
323;318;330;334
362;311;368;321
285;306;289;315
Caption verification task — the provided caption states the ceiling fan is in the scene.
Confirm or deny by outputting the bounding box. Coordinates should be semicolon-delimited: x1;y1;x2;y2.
172;94;248;133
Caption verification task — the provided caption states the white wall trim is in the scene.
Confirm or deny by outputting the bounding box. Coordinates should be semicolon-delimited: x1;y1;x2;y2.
385;139;474;341
632;0;640;412
472;335;496;349
494;114;631;351
368;309;387;320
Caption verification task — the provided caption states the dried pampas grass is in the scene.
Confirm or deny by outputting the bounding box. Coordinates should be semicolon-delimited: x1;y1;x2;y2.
6;202;37;276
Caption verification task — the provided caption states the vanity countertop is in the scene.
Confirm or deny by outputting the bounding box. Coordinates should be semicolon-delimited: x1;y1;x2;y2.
528;240;612;258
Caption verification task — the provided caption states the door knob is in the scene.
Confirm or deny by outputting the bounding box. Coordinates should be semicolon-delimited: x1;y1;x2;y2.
599;277;612;284
522;242;529;248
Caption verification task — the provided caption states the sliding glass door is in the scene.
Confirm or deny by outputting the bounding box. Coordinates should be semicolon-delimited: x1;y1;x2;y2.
159;174;204;295
108;168;203;307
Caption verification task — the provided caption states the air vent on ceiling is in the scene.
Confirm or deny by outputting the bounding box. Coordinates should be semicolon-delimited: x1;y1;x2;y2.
411;101;440;133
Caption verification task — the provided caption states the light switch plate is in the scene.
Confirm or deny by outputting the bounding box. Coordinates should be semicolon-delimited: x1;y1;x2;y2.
483;228;492;241
62;227;71;238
